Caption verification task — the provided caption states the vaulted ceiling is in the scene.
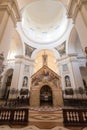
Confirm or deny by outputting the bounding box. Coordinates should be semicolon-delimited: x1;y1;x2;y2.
17;0;72;48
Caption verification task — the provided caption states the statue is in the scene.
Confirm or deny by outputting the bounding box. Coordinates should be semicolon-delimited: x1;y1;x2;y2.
65;75;71;87
42;50;48;66
22;76;28;87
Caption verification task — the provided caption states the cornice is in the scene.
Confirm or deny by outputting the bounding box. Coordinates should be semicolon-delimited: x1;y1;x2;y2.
15;55;34;63
0;0;21;26
57;54;78;63
67;0;87;22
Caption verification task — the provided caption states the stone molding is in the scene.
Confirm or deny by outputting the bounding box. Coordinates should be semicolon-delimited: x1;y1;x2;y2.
0;0;21;26
15;55;34;63
67;0;87;21
57;54;78;63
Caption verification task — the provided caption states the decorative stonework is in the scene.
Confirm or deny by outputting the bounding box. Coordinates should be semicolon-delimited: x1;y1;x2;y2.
0;0;21;25
25;43;36;58
68;0;87;21
30;65;63;107
55;41;66;57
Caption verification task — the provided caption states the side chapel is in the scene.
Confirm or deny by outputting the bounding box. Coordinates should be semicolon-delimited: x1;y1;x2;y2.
30;65;63;107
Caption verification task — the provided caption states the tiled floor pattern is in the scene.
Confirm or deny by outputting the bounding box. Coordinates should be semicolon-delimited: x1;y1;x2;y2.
0;124;86;130
29;107;84;130
29;110;63;122
0;125;71;130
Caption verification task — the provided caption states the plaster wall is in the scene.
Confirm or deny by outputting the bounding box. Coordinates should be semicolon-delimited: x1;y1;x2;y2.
75;8;87;49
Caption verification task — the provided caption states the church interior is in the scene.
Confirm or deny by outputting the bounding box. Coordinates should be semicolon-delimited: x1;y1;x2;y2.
0;0;87;130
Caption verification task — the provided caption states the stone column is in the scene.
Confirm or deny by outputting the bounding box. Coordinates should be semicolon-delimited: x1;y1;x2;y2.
58;54;84;98
0;0;21;60
9;55;24;99
9;55;34;99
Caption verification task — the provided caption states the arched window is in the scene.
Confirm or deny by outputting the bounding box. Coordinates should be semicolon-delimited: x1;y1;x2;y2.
65;75;71;87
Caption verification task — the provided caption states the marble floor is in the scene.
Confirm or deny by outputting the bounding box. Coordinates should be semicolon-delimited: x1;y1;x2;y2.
0;106;87;130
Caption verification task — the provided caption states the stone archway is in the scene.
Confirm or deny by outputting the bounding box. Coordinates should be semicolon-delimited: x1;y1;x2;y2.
30;65;63;107
30;82;63;107
40;85;53;106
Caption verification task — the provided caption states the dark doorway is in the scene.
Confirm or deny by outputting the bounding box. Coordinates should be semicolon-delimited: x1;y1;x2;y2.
4;73;13;99
3;69;13;99
40;85;53;106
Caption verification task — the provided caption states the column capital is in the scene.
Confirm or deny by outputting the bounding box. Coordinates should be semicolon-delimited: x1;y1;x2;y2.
0;0;21;26
67;0;87;21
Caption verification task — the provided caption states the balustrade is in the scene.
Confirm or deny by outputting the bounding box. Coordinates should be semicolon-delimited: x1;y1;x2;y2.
63;107;87;126
0;108;28;125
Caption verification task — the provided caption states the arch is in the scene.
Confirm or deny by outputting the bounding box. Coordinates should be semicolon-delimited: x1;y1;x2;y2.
30;80;63;107
32;49;58;73
68;27;84;57
31;48;60;59
40;85;53;106
14;30;24;56
7;30;24;60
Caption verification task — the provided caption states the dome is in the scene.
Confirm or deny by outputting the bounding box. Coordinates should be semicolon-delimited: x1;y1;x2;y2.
22;0;68;46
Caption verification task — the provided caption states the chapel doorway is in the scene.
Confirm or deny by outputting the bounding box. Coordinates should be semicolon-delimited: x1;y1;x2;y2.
40;85;53;106
3;69;13;99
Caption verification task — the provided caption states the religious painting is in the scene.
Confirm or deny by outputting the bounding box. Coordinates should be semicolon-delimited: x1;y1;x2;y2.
25;43;36;57
31;65;60;87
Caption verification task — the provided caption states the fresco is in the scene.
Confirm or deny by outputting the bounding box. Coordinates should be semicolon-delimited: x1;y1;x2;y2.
31;66;60;87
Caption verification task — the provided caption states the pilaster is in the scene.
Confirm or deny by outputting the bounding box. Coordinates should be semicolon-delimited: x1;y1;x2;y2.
58;54;85;98
0;0;21;60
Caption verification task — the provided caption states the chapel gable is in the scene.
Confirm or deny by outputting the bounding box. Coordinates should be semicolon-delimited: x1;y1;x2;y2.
31;65;61;88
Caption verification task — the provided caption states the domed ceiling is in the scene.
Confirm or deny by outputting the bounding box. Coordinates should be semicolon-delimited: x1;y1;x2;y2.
18;0;72;48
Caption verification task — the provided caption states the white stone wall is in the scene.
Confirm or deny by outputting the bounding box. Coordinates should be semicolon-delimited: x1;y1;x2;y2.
58;54;85;98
